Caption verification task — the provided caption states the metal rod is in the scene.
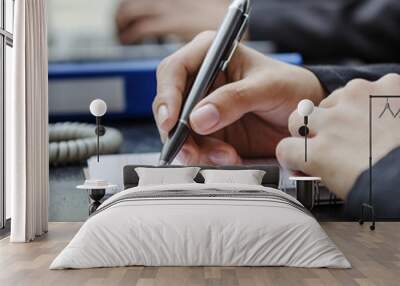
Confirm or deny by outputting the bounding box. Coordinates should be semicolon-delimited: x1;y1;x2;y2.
305;128;307;162
96;117;100;162
370;95;400;98
304;116;308;162
369;95;372;206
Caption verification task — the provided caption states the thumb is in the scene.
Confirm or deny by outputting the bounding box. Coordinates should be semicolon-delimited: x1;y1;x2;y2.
189;80;257;135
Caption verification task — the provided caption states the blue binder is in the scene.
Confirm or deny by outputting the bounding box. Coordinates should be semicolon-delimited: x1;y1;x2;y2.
48;53;302;121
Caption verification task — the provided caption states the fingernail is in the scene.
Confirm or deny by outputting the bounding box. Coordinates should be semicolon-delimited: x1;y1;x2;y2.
176;149;191;165
208;150;234;165
190;104;220;133
157;104;169;130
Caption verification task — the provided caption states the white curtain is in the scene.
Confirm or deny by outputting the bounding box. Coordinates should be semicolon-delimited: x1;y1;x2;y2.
8;0;49;242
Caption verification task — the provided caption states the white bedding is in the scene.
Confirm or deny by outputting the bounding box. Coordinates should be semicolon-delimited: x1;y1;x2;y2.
50;183;350;269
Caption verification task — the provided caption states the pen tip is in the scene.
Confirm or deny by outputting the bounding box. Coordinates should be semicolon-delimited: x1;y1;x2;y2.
158;160;167;166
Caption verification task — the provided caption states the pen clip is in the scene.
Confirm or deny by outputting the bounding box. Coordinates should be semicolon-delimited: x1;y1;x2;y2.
221;41;238;71
236;13;249;42
221;14;249;72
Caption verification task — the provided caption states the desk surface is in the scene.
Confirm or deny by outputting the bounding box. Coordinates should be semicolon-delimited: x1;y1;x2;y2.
1;222;399;286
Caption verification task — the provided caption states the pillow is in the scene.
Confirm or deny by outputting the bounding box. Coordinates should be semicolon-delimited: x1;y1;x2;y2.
135;167;200;186
200;169;266;185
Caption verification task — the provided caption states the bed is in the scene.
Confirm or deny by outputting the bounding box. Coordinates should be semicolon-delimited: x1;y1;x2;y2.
50;165;350;269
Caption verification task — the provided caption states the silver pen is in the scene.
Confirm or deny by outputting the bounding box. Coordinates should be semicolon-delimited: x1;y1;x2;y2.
159;0;251;165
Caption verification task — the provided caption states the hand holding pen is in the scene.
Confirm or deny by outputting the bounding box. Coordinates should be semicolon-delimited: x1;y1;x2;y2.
158;0;251;165
154;31;325;165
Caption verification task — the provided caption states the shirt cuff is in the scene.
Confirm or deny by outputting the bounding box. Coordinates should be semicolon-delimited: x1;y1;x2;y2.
305;65;349;94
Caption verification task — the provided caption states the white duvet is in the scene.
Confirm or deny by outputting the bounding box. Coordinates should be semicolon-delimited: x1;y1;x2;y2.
50;183;350;269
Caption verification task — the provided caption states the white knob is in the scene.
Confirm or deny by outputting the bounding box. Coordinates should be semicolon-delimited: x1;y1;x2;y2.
90;99;107;117
297;99;314;117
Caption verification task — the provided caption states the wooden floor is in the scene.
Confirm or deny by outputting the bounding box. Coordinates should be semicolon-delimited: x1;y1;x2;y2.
0;222;399;286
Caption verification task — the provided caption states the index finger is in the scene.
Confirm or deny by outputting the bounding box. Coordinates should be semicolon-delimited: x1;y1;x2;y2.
152;31;216;134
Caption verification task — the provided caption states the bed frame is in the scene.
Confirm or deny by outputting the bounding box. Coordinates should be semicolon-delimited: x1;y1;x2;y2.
123;165;280;189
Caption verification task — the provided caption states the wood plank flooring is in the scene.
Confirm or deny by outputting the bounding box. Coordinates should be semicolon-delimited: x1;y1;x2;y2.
0;222;399;286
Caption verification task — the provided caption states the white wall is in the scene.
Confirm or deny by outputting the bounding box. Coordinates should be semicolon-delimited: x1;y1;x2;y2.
48;0;119;50
5;0;13;32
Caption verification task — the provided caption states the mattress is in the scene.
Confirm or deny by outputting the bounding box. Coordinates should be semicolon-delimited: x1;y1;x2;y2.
50;183;350;269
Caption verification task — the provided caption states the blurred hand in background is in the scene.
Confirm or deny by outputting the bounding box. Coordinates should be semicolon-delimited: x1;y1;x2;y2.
115;0;230;44
115;0;400;63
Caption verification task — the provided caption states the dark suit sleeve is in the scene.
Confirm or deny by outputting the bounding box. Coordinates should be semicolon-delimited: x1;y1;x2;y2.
307;64;400;93
308;65;400;217
345;147;400;218
249;0;400;62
